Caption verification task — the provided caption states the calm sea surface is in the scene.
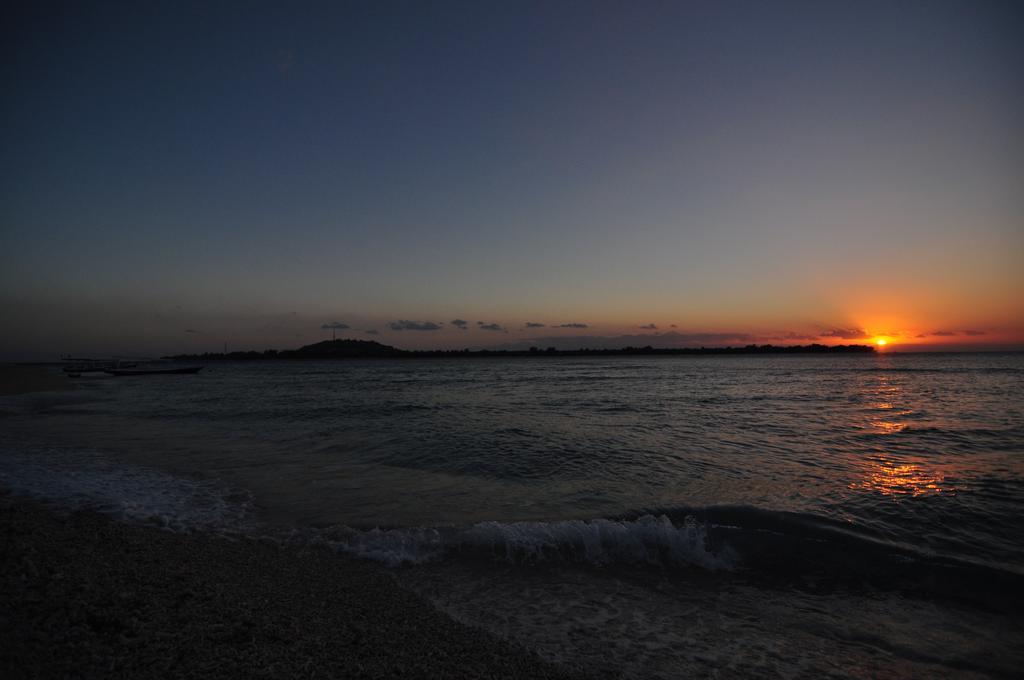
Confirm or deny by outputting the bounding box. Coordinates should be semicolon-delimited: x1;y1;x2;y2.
3;353;1023;677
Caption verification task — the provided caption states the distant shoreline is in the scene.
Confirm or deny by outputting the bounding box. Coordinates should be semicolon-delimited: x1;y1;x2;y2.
166;339;877;361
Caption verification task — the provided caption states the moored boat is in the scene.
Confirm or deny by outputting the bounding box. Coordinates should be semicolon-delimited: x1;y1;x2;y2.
62;357;137;377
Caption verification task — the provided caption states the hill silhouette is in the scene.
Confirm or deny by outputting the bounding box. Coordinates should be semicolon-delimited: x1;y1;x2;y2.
285;339;405;358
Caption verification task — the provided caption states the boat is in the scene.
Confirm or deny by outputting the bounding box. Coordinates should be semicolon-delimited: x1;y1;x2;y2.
62;357;137;377
104;365;203;376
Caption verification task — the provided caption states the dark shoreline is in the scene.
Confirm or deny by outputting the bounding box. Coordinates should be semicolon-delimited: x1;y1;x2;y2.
167;339;876;362
0;497;585;679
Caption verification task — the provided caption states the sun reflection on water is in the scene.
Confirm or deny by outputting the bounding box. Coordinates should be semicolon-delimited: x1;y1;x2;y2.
872;420;908;434
865;374;914;433
850;457;958;498
851;369;960;498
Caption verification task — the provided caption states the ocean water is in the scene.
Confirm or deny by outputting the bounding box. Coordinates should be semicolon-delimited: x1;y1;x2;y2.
2;353;1023;677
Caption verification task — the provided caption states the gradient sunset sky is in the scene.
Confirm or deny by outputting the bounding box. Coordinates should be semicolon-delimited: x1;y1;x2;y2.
2;1;1022;358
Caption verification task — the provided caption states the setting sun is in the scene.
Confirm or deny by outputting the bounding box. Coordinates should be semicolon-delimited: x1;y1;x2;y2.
875;338;888;347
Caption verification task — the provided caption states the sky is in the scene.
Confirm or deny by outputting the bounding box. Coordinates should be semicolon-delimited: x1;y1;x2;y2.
2;1;1022;358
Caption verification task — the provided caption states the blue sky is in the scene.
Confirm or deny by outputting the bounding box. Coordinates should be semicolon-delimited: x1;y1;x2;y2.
2;1;1022;357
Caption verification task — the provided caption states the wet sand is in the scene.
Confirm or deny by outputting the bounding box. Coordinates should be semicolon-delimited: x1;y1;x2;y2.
0;365;73;396
0;497;585;679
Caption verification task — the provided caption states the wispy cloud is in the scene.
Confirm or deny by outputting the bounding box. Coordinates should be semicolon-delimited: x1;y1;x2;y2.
820;327;869;340
321;322;350;330
184;328;200;334
769;331;819;341
639;323;657;330
559;323;588;329
364;329;379;335
451;319;468;330
919;329;988;338
490;330;753;351
388;320;442;331
478;322;505;332
524;322;546;328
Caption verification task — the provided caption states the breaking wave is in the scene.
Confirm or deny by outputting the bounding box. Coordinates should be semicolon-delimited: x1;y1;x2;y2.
325;514;728;569
3;443;1022;608
0;443;724;569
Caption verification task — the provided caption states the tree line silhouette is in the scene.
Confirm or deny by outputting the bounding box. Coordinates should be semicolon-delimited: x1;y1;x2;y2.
168;338;876;361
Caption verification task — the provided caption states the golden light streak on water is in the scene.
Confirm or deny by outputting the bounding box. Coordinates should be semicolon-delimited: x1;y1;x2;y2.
850;456;958;498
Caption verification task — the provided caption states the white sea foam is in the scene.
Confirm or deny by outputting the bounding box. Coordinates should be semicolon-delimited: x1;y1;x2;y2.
462;514;726;568
0;444;254;534
328;514;729;569
332;526;447;565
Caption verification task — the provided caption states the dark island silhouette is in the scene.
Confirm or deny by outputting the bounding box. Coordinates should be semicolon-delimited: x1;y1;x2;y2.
168;339;875;361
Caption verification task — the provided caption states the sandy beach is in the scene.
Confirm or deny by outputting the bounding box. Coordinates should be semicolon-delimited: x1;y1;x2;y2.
0;496;584;679
0;365;73;396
